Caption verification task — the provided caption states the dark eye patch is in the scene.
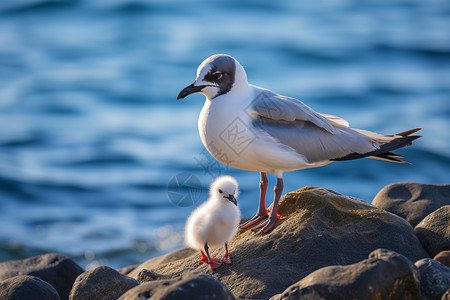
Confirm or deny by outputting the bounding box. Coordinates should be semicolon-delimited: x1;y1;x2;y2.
204;71;224;82
212;72;222;80
218;189;223;193
201;55;236;98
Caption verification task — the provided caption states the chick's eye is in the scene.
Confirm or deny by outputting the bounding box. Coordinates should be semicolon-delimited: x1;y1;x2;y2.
212;72;222;80
218;189;223;194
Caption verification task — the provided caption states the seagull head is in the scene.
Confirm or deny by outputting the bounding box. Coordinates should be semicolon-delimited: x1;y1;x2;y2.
210;175;239;206
177;54;248;101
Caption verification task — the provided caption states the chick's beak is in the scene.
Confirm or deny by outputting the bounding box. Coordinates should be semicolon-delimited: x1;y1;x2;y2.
225;194;237;206
177;82;207;100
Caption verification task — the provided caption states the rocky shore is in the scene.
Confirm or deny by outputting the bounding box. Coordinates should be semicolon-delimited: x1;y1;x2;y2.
0;182;449;300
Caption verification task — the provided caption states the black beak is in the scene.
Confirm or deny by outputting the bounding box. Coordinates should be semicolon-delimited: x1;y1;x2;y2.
176;82;207;100
225;194;237;206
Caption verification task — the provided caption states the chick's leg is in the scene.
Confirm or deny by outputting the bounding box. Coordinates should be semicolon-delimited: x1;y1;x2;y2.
204;243;221;270
221;243;232;264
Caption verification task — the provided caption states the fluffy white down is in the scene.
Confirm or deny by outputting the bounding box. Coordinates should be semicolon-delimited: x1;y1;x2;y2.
184;177;241;251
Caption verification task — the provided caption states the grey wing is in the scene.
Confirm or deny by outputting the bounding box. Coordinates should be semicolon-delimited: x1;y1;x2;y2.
248;87;379;162
319;113;349;128
252;117;376;163
247;86;343;134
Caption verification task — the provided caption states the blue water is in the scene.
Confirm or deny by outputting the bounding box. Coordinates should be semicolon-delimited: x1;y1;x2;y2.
0;0;449;269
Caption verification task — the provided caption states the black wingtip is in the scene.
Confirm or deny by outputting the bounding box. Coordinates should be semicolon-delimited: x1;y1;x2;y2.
331;128;422;163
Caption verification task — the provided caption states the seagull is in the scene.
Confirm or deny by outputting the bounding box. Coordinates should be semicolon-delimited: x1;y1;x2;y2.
177;54;421;233
185;175;241;270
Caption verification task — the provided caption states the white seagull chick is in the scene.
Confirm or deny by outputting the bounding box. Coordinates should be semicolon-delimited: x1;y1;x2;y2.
177;54;421;234
185;175;241;270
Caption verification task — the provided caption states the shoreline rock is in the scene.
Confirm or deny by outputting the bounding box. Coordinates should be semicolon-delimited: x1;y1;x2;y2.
118;272;235;300
434;251;450;268
127;187;429;299
0;253;83;300
69;265;139;300
415;205;450;257
270;249;421;300
1;184;448;299
372;182;450;227
0;275;61;300
414;258;450;300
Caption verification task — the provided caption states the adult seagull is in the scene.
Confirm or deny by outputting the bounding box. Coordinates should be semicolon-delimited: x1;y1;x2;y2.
177;54;421;233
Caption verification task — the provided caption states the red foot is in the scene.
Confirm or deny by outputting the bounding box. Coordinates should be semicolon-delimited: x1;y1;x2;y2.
239;209;269;229
251;214;281;233
209;260;222;270
221;253;232;264
199;251;219;264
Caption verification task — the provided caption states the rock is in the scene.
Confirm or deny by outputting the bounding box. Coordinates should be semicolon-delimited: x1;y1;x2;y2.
270;249;421;300
415;258;450;300
69;265;139;300
442;289;450;300
118;272;235;300
117;265;139;276
129;248;196;272
372;182;450;227
0;253;84;300
136;269;166;283
415;206;450;257
0;275;61;300
435;251;450;267
128;187;429;299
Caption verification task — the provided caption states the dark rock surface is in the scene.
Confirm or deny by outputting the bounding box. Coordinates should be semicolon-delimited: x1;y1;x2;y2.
117;265;139;276
128;187;429;299
129;248;196;272
415;206;450;257
372;182;450;227
0;275;61;300
136;269;167;283
442;289;450;300
270;249;421;300
118;272;235;300
0;253;84;300
415;258;450;300
435;251;450;268
69;265;139;300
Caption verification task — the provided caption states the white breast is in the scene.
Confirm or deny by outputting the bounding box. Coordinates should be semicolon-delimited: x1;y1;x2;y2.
197;89;314;173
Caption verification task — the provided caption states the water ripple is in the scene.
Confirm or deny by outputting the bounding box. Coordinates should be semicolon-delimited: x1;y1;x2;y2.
0;0;449;268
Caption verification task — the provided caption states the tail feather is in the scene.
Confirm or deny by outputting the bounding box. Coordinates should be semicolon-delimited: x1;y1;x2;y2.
331;128;421;163
393;128;422;137
367;153;410;164
379;151;406;158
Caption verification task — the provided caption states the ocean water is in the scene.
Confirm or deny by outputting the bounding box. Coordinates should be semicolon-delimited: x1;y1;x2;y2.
0;0;449;269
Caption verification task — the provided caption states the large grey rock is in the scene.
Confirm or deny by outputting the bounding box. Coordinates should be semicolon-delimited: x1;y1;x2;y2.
415;258;450;300
270;249;421;300
69;265;139;300
0;253;84;300
118;272;235;300
128;187;429;299
0;275;61;300
372;182;450;227
415;206;450;257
